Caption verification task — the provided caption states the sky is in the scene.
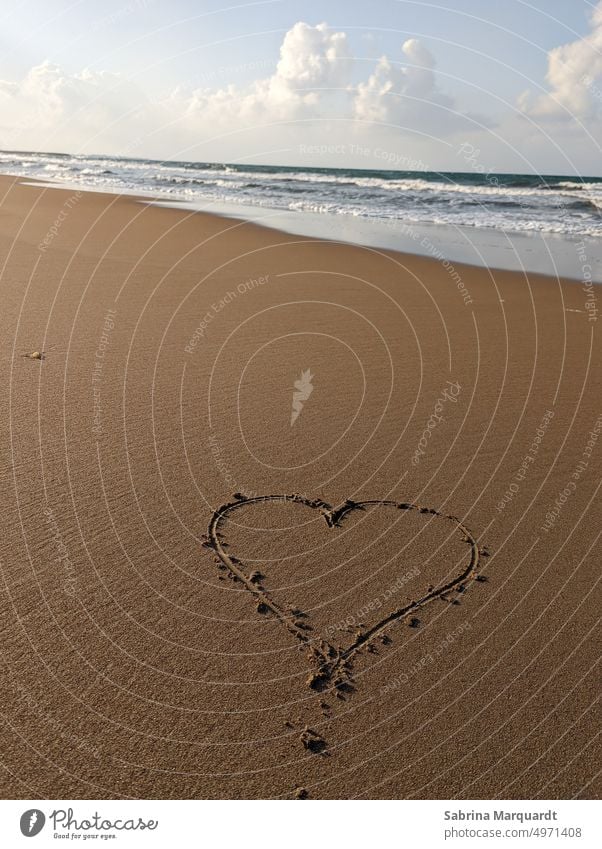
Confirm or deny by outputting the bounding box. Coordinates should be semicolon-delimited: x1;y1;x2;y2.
0;0;601;174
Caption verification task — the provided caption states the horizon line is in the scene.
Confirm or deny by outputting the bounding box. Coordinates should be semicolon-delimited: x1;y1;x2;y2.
1;148;600;181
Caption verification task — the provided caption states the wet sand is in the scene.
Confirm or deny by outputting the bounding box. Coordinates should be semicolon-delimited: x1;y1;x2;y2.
0;174;599;799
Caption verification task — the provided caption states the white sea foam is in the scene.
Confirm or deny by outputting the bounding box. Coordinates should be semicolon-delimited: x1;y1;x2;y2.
0;150;600;237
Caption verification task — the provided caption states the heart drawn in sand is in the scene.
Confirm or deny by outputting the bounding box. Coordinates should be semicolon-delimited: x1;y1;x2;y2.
203;494;485;694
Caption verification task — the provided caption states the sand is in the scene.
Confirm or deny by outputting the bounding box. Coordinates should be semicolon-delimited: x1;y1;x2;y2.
0;174;599;799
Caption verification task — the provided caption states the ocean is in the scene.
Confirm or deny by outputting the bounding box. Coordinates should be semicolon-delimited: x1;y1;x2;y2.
1;149;601;278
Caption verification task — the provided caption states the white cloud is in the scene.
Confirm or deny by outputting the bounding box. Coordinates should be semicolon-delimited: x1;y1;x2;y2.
0;22;355;154
0;61;153;151
354;38;451;125
0;21;476;159
519;1;602;120
353;38;486;139
276;21;352;89
173;20;353;128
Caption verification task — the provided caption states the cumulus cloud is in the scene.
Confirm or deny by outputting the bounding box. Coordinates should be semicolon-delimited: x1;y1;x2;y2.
353;38;485;137
169;21;353;129
276;21;352;89
0;22;355;153
0;21;469;158
0;61;153;151
519;1;602;120
354;38;452;124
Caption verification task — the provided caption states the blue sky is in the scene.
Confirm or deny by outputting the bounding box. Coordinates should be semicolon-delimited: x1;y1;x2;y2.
1;0;601;173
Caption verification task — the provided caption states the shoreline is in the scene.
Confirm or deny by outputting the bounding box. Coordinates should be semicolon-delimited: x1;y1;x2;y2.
150;196;602;284
10;172;602;283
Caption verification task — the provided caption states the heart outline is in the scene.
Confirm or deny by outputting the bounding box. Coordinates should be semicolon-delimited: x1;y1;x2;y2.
205;494;482;692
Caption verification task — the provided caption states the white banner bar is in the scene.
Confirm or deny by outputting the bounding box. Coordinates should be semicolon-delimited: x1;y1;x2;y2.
0;800;599;848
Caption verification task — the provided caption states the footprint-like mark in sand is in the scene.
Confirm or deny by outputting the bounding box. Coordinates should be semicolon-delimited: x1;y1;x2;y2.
203;494;487;697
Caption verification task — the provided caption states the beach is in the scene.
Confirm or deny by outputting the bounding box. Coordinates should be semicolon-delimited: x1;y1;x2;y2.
2;150;602;280
0;174;599;799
